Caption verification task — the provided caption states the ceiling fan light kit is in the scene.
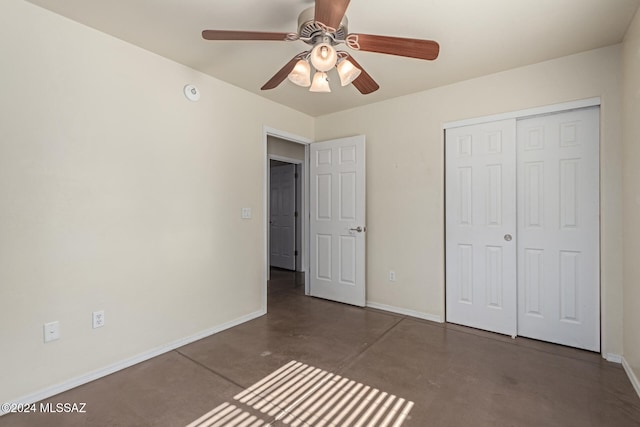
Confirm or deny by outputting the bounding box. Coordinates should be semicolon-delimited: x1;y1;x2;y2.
336;57;361;86
310;41;338;71
202;0;439;95
287;54;359;92
310;71;331;92
288;59;312;87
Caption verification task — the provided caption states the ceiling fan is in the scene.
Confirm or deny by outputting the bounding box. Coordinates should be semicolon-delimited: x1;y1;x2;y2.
202;0;439;94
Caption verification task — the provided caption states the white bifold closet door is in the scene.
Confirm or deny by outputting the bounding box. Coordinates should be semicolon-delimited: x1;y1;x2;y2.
445;119;518;337
445;107;600;352
516;108;600;351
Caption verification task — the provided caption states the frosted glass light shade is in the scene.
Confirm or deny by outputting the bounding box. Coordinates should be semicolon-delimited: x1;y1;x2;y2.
310;43;338;72
337;59;362;86
309;72;331;92
287;59;311;87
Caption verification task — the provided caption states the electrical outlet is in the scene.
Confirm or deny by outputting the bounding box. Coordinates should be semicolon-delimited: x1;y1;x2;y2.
92;310;105;329
241;207;252;219
43;321;60;343
389;270;397;282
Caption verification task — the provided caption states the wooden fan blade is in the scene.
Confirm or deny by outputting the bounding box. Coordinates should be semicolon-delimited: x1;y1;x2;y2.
343;54;379;95
350;34;439;60
261;53;307;90
314;0;351;30
202;30;289;41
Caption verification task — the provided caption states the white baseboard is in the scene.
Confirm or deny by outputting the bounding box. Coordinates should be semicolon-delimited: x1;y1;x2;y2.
622;357;640;399
366;301;442;323
605;353;623;364
1;309;265;416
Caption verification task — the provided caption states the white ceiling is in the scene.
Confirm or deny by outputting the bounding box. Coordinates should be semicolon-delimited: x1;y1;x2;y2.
24;0;640;117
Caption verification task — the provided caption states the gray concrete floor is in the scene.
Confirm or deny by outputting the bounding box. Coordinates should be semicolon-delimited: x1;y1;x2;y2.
2;268;639;426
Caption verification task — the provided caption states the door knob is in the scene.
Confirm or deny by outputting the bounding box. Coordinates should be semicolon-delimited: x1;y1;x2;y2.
349;226;365;233
504;234;513;242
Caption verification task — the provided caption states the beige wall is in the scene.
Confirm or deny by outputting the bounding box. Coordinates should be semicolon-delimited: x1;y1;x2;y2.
0;0;313;404
315;45;624;358
622;8;640;388
267;135;305;161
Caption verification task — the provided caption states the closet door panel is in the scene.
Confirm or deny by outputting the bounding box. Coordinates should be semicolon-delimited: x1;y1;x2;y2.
445;119;517;336
516;107;600;352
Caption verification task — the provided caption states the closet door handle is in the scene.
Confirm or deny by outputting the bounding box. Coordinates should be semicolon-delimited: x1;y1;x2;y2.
504;234;513;242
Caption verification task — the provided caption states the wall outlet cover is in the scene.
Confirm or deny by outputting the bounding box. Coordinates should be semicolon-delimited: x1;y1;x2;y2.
93;310;105;329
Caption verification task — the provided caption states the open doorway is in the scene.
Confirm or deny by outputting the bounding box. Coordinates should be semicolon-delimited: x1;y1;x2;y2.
263;128;311;308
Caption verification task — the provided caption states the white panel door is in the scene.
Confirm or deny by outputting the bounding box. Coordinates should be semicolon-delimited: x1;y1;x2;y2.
310;135;366;307
517;107;600;351
445;119;518;336
270;163;296;270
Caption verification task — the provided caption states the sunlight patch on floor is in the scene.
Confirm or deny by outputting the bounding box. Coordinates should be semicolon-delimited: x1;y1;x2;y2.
187;361;413;427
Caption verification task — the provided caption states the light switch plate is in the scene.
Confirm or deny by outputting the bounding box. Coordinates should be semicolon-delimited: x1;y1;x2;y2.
44;321;60;343
241;207;252;219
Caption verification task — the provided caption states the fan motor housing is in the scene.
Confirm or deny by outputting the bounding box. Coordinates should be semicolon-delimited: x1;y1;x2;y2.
297;6;348;44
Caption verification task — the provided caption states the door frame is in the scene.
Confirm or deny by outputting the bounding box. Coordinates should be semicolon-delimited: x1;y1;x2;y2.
263;126;312;311
442;96;602;347
443;97;601;130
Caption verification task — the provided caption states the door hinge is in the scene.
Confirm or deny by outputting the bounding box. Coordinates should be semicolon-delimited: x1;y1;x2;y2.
294;211;299;218
295;172;299;179
294;250;298;256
